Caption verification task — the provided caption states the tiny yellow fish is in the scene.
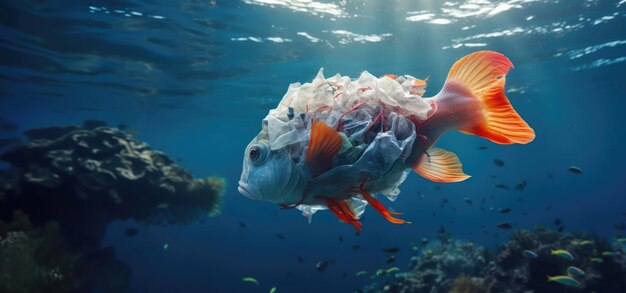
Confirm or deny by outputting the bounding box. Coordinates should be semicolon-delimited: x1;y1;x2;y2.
601;251;615;257
163;243;169;251
386;267;400;274
269;286;277;293
356;271;368;277
579;240;593;246
547;275;581;287
375;269;385;277
616;237;626;243
590;257;603;263
551;249;574;261
242;277;260;285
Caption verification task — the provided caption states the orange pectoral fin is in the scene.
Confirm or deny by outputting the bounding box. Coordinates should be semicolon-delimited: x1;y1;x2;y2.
359;186;410;225
324;198;362;234
306;120;343;177
413;147;470;183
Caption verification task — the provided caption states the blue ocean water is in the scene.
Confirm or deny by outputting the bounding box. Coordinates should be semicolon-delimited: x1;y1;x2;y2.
1;0;626;292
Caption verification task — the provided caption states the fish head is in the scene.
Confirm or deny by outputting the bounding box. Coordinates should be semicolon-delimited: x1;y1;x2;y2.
239;136;300;203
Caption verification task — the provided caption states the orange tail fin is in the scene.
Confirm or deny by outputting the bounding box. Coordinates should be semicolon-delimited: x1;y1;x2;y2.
443;51;535;144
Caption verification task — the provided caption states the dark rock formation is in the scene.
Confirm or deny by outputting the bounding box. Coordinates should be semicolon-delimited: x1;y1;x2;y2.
0;125;225;250
0;124;226;292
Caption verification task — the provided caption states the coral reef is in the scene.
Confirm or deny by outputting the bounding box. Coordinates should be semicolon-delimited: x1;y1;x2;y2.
365;227;626;293
0;123;226;292
0;210;77;292
375;238;489;293
0;124;225;249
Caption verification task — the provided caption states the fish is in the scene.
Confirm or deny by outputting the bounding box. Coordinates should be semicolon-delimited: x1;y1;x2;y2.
464;198;473;205
269;286;277;293
124;227;139;237
477;146;487;150
568;166;582;174
276;233;285;240
239;221;246;228
420;238;429;245
386;267;400;274
383;247;400;254
493;159;504;167
498;208;511;213
417;191;425;200
547;275;580;287
554;218;561;226
578;240;593;246
616;237;626;243
339;235;344;242
375;269;385;278
566;266;585;276
385;255;396;264
497;222;512;229
297;255;304;263
237;51;535;233
551;249;574;261
514;180;527;191
590;257;603;263
242;277;260;285
163;243;169;251
601;251;615;257
495;184;510;190
522;250;538;258
316;261;329;272
356;271;368;277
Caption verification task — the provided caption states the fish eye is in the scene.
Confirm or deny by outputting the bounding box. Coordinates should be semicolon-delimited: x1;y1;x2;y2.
248;143;268;164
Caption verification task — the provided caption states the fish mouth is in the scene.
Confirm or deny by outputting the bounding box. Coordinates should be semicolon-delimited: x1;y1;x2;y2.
238;181;260;200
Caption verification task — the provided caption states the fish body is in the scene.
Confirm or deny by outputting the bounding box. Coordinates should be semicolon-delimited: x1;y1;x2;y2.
547;275;581;287
567;266;585;276
356;271;368;276
498;222;512;229
384;247;400;254
242;277;260;285
551;249;574;261
239;51;535;233
601;251;615;257
523;250;538;258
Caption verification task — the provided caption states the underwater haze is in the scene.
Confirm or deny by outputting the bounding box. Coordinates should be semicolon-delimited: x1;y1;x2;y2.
1;0;626;292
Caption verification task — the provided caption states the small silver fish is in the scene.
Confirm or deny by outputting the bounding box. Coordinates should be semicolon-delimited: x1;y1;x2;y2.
523;250;538;258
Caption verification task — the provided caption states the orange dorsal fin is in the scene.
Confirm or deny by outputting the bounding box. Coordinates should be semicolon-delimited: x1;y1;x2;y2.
413;147;470;183
445;51;535;144
305;120;342;177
